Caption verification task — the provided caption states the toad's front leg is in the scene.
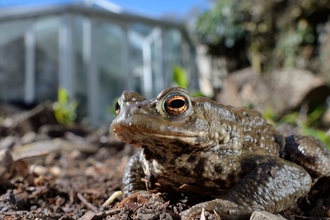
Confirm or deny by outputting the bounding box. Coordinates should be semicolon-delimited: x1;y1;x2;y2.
181;157;312;219
122;151;149;195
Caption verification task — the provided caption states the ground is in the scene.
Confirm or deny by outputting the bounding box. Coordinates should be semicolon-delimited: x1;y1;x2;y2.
0;105;329;220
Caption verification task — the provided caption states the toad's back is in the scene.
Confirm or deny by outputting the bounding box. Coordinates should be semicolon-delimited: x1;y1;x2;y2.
228;105;282;155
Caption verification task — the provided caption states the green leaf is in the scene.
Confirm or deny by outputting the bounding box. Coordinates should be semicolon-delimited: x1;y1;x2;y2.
306;106;325;126
58;87;69;104
172;66;188;89
279;112;299;124
263;107;276;121
191;91;204;97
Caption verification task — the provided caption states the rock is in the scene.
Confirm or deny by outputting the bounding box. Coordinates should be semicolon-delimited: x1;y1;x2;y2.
218;68;330;116
250;211;287;220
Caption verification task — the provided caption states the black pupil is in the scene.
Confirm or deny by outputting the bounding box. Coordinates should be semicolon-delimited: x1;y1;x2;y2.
115;101;120;111
169;99;185;108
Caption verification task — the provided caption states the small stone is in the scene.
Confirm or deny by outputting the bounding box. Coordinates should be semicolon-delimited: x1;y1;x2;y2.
50;166;62;176
31;165;48;175
250;211;287;220
0;136;16;150
20;132;37;145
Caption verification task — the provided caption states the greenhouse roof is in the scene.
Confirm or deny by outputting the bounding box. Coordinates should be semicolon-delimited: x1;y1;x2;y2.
0;0;184;29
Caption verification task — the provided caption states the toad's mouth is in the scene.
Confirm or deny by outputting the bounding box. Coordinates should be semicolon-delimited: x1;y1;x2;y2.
136;132;213;149
149;133;207;144
113;126;211;148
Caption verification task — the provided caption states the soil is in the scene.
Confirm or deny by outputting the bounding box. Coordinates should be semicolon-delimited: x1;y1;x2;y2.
0;105;329;220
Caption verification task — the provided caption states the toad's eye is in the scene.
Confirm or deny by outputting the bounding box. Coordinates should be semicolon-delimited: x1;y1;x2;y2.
164;94;189;116
115;100;120;114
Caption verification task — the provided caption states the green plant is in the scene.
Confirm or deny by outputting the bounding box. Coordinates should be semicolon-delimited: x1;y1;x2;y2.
274;19;314;68
193;0;328;72
172;65;204;97
53;88;78;125
172;65;189;89
194;0;246;47
272;106;330;149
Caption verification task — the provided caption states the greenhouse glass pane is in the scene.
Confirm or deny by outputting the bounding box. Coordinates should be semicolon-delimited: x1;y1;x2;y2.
72;15;87;119
34;16;60;103
0;19;29;102
95;21;125;122
164;28;183;85
128;26;145;95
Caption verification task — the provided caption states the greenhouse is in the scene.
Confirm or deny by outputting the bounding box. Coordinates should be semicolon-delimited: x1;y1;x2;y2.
0;1;198;125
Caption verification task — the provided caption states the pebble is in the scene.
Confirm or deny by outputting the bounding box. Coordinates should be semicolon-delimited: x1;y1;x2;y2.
250;211;287;220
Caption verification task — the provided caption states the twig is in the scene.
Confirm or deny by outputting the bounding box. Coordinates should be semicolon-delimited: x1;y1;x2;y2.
77;192;98;212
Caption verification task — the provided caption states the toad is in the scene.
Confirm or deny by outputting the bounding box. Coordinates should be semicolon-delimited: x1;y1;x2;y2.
111;87;330;219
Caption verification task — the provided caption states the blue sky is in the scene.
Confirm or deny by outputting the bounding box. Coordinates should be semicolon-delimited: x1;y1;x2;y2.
111;0;209;17
0;0;209;17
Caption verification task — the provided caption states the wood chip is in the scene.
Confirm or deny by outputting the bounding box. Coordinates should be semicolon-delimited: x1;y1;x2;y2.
78;211;95;220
